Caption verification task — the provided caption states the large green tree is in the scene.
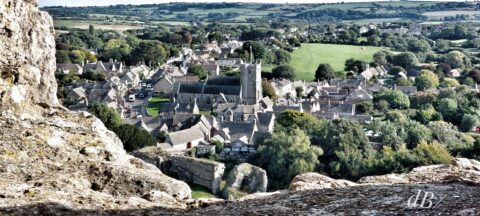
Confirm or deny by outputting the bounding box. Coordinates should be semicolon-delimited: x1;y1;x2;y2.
392;52;419;68
272;65;295;81
445;51;467;69
374;90;410;110
242;41;267;61
262;81;278;101
254;128;323;189
317;119;373;180
415;70;439;91
131;41;167;68
114;124;157;152
188;64;208;79
87;103;122;130
315;64;335;82
102;39;132;62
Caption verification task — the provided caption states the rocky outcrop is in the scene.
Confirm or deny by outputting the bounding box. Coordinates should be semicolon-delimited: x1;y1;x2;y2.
359;158;480;185
0;0;191;211
222;163;267;200
131;146;171;172
1;0;480;215
171;156;225;194
289;173;357;191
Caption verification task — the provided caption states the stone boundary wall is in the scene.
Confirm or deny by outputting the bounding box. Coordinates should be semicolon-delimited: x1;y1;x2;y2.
171;155;225;194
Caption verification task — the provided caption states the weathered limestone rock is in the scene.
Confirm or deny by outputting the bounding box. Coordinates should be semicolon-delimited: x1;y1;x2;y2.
359;158;480;185
0;0;58;110
1;0;480;214
171;156;225;194
131;146;171;172
222;163;267;200
289;172;357;191
0;0;191;211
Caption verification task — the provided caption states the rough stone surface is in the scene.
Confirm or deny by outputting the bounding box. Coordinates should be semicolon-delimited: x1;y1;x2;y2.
171;156;225;194
359;158;480;185
0;0;58;109
131;146;171;172
4;183;479;215
0;0;191;212
289;172;357;192
1;0;480;215
222;163;267;200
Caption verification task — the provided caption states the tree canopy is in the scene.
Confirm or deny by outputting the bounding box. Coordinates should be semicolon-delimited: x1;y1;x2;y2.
272;65;295;81
315;64;335;82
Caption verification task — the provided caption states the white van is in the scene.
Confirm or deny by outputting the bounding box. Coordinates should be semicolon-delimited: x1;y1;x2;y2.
128;94;135;102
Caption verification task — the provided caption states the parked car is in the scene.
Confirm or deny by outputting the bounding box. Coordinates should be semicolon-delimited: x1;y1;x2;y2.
146;84;153;91
128;94;135;102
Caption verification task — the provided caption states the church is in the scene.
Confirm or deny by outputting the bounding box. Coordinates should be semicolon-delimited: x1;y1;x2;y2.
172;61;262;109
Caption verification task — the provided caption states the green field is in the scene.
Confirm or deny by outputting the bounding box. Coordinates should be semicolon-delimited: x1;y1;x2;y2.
289;43;384;81
147;97;169;117
54;20;144;32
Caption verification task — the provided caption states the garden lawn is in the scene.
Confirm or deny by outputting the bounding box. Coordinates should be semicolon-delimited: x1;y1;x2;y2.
289;43;384;81
146;97;169;117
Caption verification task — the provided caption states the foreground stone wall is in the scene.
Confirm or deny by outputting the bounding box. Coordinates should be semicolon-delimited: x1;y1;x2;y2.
171;156;225;194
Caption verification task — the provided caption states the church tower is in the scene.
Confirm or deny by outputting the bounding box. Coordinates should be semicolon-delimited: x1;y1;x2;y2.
240;60;262;105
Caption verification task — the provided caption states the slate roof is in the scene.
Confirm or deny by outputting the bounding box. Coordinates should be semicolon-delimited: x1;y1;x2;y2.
206;76;240;86
323;104;355;114
67;87;86;99
359;66;388;80
178;83;204;94
172;113;195;127
160;102;198;114
394;86;418;95
203;85;241;95
220;121;257;143
57;63;82;73
256;112;275;132
347;89;373;101
167;127;205;146
272;105;302;112
259;97;274;108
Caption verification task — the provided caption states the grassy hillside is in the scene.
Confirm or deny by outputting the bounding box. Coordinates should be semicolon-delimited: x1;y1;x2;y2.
289;43;384;81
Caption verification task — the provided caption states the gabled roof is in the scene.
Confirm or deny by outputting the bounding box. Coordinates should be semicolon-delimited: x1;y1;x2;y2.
256;112;275;132
347;89;373;100
220;121;257;143
206;76;240;86
67;87;86;99
178;83;204;94
167;127;204;146
203;85;241;95
259;97;274;108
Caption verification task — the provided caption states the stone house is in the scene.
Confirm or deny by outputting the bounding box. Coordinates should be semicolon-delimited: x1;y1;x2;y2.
270;79;294;99
358;65;389;82
66;87;86;101
83;59;124;78
217;58;244;68
166;127;205;151
153;76;174;96
56;63;83;75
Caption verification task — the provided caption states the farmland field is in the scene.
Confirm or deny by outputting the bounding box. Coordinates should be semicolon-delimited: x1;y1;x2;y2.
53;20;144;32
289;43;384;81
423;10;480;19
